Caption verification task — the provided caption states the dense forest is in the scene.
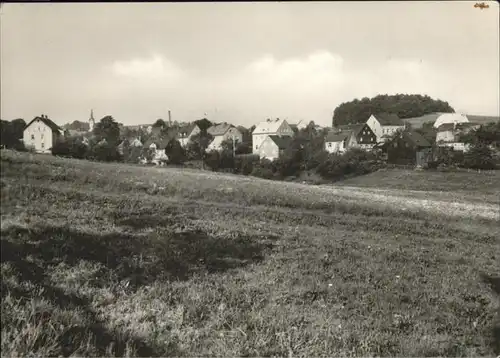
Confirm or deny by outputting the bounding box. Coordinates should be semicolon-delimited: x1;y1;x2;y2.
332;94;455;126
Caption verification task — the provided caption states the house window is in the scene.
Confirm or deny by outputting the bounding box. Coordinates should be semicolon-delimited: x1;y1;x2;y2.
41;142;45;148
256;145;258;150
328;143;332;147
31;134;35;140
41;134;44;140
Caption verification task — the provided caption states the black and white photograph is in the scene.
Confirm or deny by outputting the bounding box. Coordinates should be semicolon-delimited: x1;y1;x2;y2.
1;1;499;356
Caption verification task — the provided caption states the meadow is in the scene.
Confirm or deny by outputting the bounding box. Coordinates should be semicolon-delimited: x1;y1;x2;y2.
1;149;499;357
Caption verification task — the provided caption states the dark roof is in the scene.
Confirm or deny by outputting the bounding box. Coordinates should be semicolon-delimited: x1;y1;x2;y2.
268;135;293;150
325;131;350;142
207;122;232;136
337;123;365;136
403;131;432;148
25;115;62;133
373;113;404;126
143;136;172;150
437;122;479;132
177;123;197;137
437;123;456;132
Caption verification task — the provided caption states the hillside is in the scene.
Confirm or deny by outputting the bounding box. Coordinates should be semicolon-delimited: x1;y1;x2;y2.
1;150;499;357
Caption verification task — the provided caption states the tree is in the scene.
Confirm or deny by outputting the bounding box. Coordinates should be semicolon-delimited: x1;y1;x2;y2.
64;120;89;132
236;126;253;154
0;119;26;150
51;137;88;159
10;118;26;138
463;144;496;170
152;119;167;129
87;142;122;162
459;122;500;149
93;116;121;146
194;118;212;133
332;94;455;126
204;150;221;171
185;132;213;169
165;139;186;165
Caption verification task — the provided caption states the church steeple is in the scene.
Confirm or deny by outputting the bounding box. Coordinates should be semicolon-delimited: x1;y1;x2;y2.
89;109;95;132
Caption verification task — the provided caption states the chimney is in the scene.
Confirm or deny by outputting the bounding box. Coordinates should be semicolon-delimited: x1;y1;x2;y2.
168;110;171;123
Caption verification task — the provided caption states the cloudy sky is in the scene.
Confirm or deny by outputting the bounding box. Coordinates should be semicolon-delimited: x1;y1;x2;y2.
1;1;499;127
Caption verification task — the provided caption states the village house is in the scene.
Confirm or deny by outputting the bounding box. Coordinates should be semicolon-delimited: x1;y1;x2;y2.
324;132;350;154
206;122;243;151
435;122;480;152
366;113;405;143
380;130;432;167
403;112;471;129
325;123;377;154
23;115;64;153
252;118;294;154
257;135;293;161
433;112;469;128
117;137;143;155
177;123;201;147
292;119;308;131
143;137;170;165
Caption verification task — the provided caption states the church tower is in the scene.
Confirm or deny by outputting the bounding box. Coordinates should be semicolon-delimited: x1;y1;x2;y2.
89;109;95;132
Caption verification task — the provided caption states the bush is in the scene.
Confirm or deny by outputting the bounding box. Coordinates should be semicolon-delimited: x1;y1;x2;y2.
204;150;221;171
425;160;439;170
87;143;122;162
316;149;379;181
234;154;260;175
250;166;274;180
165;140;186;165
51;138;88;159
462;144;496;170
435;147;464;168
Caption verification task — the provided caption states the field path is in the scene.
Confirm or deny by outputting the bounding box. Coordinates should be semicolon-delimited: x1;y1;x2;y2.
149;168;499;221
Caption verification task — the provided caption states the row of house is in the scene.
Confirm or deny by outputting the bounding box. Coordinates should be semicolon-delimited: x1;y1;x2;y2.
20;110;498;168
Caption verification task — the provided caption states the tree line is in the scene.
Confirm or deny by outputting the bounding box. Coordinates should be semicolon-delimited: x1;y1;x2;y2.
332;94;455;126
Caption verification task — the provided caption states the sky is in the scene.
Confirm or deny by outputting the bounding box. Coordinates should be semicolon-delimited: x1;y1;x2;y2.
1;1;499;127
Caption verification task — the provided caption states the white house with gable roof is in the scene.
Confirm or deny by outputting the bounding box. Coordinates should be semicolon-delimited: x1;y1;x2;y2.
252;118;294;154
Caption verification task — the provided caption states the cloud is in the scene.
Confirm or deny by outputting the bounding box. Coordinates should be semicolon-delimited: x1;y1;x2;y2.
243;50;346;91
110;54;184;82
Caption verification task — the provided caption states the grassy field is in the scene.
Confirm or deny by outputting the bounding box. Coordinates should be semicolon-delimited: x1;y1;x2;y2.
1;149;499;357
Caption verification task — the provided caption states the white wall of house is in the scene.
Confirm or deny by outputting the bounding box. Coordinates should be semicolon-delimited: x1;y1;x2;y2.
380;126;403;139
252;133;269;153
325;140;346;154
277;120;294;137
23;120;56;153
207;127;243;152
148;143;168;164
366;115;404;142
258;136;280;160
252;120;293;154
358;144;375;150
366;115;382;140
438;142;470;152
436;130;456;143
179;126;200;147
225;127;243;143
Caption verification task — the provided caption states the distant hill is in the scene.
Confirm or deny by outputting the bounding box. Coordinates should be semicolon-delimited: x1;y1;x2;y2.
466;114;500;126
332;94;455;126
